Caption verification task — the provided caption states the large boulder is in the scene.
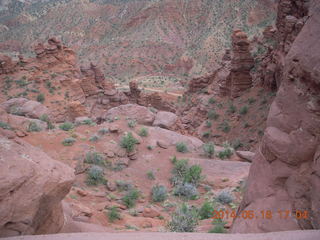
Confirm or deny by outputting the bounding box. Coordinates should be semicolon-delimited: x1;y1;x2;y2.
103;104;155;125
153;111;178;129
1;98;49;119
147;126;203;152
0;135;74;237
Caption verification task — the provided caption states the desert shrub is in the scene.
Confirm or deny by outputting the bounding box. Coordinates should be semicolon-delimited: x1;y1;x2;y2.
227;103;236;114
86;165;105;185
116;180;133;191
98;128;109;135
85;151;106;166
89;134;100;142
81;118;94;125
0;121;12;130
36;93;45;103
239;105;248;115
171;159;203;187
176;142;188;153
168;203;199;232
208;224;226;233
202;131;211;138
218;148;233;159
208;219;227;233
216;190;234;205
208;109;219;120
173;182;198;200
208;97;216;104
138;127;148;137
147;145;153;150
107;206;121;222
218;121;231;133
147;170;155;180
120;132;138;152
27;121;41;132
122;188;139;208
40;114;54;130
184;165;202;186
59;122;74;131
152;184;168;202
127;119;137;128
231;139;243;150
199;201;215;220
205;121;212;128
248;97;256;104
203;142;215;158
62;137;76;146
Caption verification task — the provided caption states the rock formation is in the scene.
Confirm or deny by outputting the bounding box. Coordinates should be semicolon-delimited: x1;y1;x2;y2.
0;54;15;74
0;135;74;237
231;0;320;233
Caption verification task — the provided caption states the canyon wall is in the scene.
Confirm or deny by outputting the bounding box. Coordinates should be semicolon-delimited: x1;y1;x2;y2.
231;0;320;233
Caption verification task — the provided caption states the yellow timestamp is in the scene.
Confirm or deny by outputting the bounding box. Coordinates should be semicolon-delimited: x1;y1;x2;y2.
212;210;309;220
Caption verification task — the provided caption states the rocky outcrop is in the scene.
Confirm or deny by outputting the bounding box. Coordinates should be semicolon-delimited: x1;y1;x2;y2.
257;0;310;90
0;135;74;237
34;37;77;67
187;73;215;94
232;0;320;233
0;54;15;74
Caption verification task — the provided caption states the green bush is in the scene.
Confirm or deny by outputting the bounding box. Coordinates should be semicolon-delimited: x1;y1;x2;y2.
116;180;133;191
227;104;236;114
62;137;76;146
176;142;188;153
89;134;100;142
40;114;54;130
0;121;12;130
248;97;256;104
27;122;41;132
59;122;74;131
205;121;212;128
208;109;219;120
173;182;198;200
199;201;215;220
122;188;139;208
216;190;234;204
231;139;243;150
168;203;199;232
127;119;137;128
85;151;106;166
152;184;167;202
218;148;233;159
184;165;202;186
98;128;109;135
171;159;203;187
208;219;227;233
239;105;248;115
86;165;106;185
36;93;45;103
81;118;94;125
202;131;211;138
138;127;148;137
147;170;155;180
107;206;121;222
120;132;138;152
208;97;216;104
218;121;231;133
203;142;215;158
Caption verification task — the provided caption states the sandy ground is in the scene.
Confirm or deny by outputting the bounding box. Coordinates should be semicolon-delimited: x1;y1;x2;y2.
3;230;320;240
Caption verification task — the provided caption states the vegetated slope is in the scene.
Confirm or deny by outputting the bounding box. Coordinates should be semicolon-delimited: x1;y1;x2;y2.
0;0;276;85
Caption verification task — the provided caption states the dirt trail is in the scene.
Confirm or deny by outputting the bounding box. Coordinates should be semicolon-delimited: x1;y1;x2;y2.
3;230;320;240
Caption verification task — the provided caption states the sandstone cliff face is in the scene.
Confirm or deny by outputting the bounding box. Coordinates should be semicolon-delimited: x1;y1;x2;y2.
231;0;320;233
258;0;310;90
0;135;74;237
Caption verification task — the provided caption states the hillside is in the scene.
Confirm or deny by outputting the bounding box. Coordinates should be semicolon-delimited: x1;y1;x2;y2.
0;0;276;87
